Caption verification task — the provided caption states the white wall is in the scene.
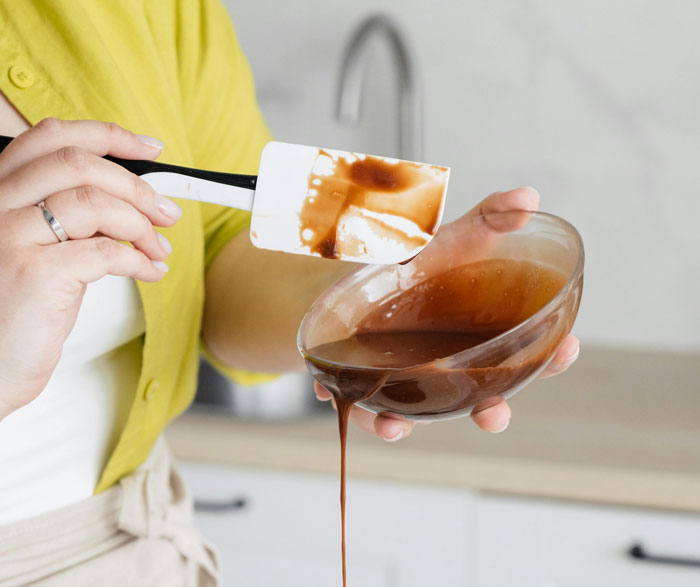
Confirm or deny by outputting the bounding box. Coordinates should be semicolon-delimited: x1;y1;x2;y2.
223;0;700;352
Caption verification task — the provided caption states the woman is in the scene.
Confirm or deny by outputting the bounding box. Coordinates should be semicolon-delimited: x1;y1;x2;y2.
0;1;579;585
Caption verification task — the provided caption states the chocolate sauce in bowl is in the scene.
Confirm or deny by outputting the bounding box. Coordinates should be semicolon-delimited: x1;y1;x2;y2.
304;258;569;586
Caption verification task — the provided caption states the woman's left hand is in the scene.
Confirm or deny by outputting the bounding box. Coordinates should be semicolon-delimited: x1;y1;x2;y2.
312;186;580;440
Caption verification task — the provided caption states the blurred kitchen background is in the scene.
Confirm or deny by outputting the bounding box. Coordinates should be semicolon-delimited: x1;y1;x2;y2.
172;1;700;585
229;0;700;352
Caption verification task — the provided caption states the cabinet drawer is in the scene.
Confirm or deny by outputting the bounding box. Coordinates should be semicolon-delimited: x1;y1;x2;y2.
476;494;700;586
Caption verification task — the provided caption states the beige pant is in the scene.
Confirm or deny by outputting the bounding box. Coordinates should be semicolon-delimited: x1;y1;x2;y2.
0;439;219;587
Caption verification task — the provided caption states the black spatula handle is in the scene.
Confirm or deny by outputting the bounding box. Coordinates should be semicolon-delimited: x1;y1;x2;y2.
0;134;257;191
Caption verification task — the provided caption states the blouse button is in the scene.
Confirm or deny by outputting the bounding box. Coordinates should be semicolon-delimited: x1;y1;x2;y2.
8;65;34;89
143;378;160;401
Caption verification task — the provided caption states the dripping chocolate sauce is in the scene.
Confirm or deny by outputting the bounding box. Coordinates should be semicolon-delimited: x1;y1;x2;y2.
305;258;568;587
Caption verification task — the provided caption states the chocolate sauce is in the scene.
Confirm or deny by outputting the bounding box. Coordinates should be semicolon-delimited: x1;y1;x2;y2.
336;399;350;587
334;372;389;587
299;150;448;259
305;258;570;586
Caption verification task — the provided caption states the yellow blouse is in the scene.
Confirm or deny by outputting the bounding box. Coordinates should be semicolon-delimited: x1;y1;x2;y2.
0;0;273;492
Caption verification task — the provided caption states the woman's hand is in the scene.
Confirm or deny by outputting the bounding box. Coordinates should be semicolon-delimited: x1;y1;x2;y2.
0;118;181;419
313;186;580;440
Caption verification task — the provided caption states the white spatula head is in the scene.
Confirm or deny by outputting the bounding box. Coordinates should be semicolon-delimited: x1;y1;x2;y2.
250;142;450;264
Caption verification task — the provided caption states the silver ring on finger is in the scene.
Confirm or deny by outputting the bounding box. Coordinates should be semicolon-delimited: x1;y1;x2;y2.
37;200;69;242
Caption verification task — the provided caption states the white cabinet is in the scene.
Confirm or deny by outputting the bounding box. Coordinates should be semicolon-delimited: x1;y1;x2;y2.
476;495;700;586
180;463;475;587
180;462;700;586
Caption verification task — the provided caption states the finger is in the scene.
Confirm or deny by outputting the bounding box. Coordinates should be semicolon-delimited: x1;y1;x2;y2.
344;404;415;442
0;146;181;224
469;186;540;218
39;187;170;259
372;412;415;442
314;383;416;441
44;236;167;284
459;187;541;236
10;189;171;260
0;118;163;177
313;381;332;401
470;397;511;432
419;186;542;267
344;404;379;435
539;335;580;378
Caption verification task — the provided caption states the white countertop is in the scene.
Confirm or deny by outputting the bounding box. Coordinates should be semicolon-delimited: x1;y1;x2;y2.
166;347;700;513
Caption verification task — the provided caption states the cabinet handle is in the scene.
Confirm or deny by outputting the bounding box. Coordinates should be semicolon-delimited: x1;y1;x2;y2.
628;542;700;568
194;496;248;513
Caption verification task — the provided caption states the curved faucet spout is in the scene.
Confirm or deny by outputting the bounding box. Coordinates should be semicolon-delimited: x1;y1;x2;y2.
335;14;423;162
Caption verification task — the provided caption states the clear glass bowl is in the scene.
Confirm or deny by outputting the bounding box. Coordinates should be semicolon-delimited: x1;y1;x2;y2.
298;210;584;422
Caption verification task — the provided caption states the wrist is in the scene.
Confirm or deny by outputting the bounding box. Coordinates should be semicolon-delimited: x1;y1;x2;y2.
0;371;47;420
0;398;15;420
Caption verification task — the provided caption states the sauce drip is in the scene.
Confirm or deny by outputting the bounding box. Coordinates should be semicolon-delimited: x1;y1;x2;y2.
335;376;387;587
299;150;448;260
337;399;350;587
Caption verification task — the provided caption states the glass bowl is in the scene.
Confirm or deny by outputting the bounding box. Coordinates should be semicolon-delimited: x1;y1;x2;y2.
298;210;584;422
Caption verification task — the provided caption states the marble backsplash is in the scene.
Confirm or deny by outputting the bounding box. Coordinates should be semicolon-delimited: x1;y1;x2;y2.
224;0;700;352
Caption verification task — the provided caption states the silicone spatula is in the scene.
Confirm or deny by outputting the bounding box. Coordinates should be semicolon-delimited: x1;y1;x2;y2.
0;137;450;264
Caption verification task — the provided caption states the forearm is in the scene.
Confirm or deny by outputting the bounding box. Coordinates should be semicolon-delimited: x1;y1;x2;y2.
202;231;356;373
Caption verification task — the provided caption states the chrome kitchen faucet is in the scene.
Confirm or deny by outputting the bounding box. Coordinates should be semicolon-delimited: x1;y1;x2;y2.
335;14;424;162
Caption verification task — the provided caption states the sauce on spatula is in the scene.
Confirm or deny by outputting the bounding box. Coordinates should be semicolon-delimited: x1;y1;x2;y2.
299;150;448;261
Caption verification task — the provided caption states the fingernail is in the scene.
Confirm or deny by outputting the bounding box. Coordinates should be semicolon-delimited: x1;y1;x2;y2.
384;430;404;443
152;260;169;273
157;232;172;255
136;134;164;150
315;394;331;402
564;348;580;365
490;420;510;434
156;195;182;220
